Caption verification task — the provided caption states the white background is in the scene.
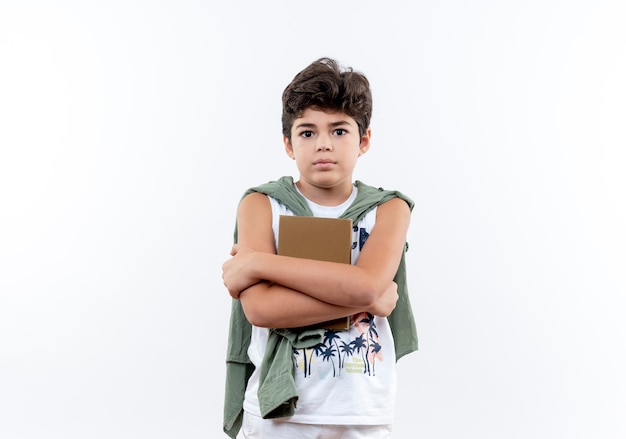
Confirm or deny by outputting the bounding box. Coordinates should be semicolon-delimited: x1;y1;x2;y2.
1;1;625;438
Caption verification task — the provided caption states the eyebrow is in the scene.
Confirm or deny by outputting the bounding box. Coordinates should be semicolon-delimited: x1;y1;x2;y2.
294;120;352;130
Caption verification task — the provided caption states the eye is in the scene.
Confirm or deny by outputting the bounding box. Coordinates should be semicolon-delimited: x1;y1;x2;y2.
333;128;347;136
300;130;314;138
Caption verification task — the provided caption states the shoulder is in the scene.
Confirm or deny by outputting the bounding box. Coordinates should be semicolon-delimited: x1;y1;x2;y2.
354;181;415;212
238;192;271;218
241;176;295;200
241;191;270;204
377;197;411;219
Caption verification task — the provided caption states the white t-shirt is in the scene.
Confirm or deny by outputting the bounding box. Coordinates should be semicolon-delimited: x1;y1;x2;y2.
243;185;397;425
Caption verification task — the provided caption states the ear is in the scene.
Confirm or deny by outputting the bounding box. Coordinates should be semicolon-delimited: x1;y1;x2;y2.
283;135;296;160
358;128;371;156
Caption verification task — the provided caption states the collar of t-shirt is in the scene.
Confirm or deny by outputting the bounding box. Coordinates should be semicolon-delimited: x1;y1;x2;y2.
293;183;358;218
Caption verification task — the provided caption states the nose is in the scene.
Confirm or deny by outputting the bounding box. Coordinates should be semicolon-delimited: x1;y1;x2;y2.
316;134;333;151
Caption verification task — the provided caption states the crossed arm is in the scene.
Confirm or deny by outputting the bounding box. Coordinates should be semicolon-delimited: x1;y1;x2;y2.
221;192;411;328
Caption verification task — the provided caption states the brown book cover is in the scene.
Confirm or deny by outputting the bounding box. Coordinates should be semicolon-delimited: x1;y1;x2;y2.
278;215;353;331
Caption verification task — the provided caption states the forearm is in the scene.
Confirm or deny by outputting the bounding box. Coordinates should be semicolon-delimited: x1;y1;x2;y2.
240;281;363;329
250;253;384;308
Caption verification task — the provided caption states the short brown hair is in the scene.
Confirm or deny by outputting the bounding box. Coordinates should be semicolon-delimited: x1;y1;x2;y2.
281;58;372;140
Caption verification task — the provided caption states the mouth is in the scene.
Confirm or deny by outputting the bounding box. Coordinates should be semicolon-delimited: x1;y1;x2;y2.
313;159;336;170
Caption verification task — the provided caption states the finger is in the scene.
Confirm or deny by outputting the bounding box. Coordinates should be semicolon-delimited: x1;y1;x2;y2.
223;278;239;300
229;288;240;300
230;244;239;256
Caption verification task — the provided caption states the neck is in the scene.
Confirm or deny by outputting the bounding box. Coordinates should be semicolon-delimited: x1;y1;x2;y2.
295;179;354;206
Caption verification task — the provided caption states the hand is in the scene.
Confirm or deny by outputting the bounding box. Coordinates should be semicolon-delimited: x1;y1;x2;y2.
367;281;399;317
222;244;262;299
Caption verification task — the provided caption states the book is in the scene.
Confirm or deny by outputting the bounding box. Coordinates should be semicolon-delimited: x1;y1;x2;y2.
278;215;353;331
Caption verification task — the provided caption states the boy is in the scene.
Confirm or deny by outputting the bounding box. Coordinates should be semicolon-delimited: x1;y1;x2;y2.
222;58;418;438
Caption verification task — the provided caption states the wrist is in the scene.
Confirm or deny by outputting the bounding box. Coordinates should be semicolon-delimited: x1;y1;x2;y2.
254;251;272;281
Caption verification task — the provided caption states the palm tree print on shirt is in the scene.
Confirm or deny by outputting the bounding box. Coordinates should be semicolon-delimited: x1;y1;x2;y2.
294;312;384;378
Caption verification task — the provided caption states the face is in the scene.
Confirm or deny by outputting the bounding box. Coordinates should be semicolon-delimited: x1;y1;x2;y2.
284;108;371;192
